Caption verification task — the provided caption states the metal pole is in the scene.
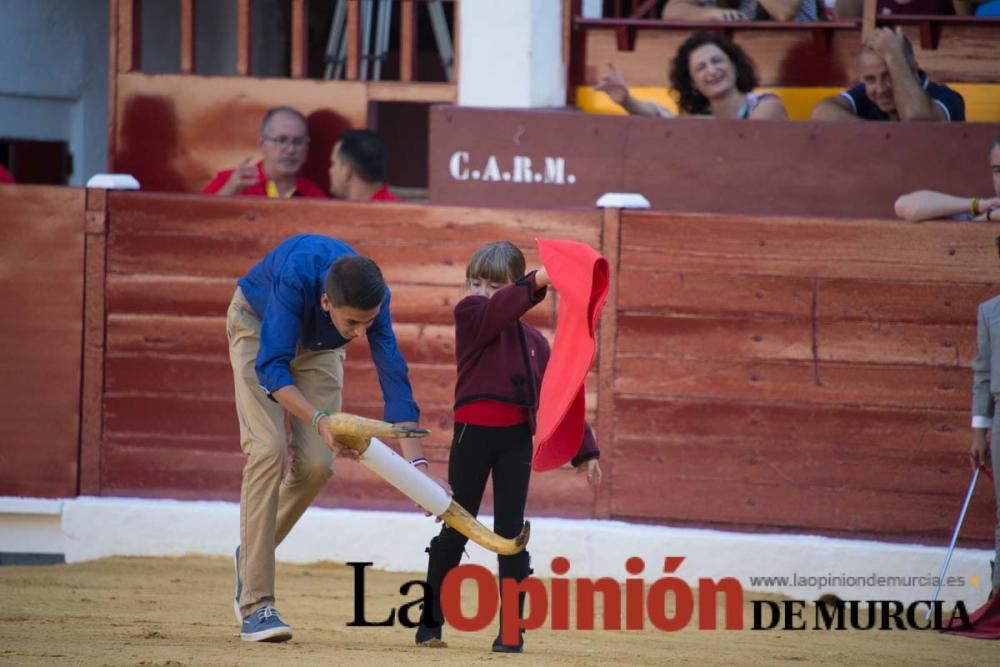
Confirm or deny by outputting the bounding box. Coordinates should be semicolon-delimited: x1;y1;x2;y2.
360;0;373;81
324;0;347;79
926;467;980;621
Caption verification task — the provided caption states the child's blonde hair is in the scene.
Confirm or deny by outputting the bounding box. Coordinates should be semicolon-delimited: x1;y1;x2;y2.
465;241;526;286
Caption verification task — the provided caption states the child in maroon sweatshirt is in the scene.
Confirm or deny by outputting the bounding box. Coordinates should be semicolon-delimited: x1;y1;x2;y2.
415;241;601;652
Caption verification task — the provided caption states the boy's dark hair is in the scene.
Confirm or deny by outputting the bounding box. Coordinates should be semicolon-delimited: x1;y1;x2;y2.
338;130;387;184
995;234;1000;259
465;241;526;286
669;31;758;116
324;255;386;310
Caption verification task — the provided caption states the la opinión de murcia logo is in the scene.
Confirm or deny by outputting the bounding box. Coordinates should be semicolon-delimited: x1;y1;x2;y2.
347;557;972;643
448;151;577;185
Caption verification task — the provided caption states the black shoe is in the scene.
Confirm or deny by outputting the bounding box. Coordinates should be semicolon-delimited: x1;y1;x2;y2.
415;624;447;648
491;631;524;653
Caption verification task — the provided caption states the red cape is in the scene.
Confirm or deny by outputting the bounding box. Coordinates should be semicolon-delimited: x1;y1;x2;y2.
942;589;1000;639
533;239;610;471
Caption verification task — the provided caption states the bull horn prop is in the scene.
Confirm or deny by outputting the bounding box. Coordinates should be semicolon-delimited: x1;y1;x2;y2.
325;413;530;556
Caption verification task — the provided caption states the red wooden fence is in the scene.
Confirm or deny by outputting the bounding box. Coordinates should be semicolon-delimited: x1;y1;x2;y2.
1;185;997;546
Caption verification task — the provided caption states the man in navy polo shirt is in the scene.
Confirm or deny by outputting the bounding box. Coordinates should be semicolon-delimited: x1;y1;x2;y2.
811;27;964;122
227;234;434;642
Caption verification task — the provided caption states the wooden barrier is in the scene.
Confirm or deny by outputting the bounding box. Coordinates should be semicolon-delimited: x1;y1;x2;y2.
428;105;1000;217
97;192;603;517
610;210;999;542
3;185;999;545
0;186;87;497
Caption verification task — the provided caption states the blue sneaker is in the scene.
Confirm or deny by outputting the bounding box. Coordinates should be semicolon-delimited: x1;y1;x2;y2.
240;606;293;642
233;546;242;625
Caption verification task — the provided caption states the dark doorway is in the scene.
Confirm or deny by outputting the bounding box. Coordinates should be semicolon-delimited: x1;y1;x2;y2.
368;101;431;193
0;139;72;185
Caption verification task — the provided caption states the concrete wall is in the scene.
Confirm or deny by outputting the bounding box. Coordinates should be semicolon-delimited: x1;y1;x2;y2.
458;0;565;107
0;0;109;185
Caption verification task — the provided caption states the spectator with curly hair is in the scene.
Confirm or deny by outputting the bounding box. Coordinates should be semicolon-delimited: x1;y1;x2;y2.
594;32;788;120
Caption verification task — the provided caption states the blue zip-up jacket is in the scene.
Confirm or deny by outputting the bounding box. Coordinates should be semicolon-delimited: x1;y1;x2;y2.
236;234;419;423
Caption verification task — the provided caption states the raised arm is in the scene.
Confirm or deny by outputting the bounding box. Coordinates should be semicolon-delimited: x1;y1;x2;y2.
456;271;548;348
594;63;675;118
868;28;945;121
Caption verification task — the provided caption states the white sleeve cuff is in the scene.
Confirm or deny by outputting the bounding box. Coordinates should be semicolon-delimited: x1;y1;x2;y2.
972;416;992;429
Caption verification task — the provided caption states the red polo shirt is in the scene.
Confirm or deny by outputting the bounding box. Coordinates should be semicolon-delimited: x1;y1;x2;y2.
202;162;325;198
369;184;399;202
0;165;14;184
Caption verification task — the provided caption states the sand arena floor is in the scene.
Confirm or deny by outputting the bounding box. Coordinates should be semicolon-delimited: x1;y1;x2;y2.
1;556;996;666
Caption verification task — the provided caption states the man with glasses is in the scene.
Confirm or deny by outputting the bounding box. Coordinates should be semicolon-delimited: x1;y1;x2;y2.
203;106;326;198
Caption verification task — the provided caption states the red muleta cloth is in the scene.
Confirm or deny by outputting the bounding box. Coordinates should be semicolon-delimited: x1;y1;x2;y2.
941;590;1000;639
532;239;610;471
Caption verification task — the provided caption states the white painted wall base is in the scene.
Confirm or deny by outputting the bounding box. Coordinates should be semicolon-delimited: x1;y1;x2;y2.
1;496;993;609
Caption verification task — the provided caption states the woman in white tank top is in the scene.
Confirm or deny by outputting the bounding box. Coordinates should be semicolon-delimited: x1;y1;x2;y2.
595;31;788;121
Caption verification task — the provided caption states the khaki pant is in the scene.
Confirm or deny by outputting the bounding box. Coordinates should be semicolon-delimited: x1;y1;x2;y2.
227;287;346;617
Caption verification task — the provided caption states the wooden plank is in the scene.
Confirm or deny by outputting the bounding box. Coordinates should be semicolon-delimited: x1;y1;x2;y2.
236;0;251;75
107;192;601;245
0;186;86;498
816;278;995;325
116;0;141;73
80;190;109;495
614;396;966;453
106;315;228;358
619;212;1000;283
595;207;620;519
614;435;969;496
614;356;970;410
99;437;599;517
106;234;557;286
105;275;556;326
608;457;995;543
290;0;308;78
103;363;455;431
617;313;814;362
346;0;360;80
817;320;975;367
400;0;416;82
102;411;455;460
366;82;458;103
107;274;236;317
618;269;814;318
861;0;877;42
180;0;196;74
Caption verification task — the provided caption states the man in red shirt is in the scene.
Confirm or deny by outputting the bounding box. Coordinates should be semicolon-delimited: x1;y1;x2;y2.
0;164;14;184
328;130;398;202
203;107;325;198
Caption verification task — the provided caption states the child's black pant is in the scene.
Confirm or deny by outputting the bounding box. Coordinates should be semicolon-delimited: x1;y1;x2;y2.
420;422;533;629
